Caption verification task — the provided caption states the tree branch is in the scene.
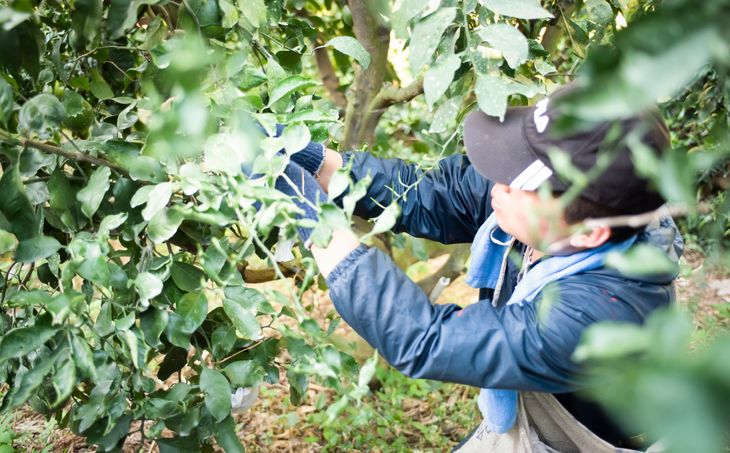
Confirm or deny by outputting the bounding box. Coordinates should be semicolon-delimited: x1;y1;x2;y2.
342;0;391;149
583;203;703;229
314;41;347;109
369;76;424;112
12;138;129;176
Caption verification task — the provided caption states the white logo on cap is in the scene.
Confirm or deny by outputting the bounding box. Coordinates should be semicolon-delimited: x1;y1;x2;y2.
533;98;549;133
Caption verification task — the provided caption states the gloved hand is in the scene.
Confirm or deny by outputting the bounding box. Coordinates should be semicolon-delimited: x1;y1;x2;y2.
258;123;327;177
274;161;326;247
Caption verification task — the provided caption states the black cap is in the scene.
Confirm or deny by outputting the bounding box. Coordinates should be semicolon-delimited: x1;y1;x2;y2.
463;82;671;215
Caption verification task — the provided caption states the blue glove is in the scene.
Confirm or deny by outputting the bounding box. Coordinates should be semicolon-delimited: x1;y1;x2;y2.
258;123;326;177
274;161;326;246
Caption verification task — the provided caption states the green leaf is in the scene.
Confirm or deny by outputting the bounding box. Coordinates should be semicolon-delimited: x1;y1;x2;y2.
563;28;720;121
176;291;208;334
363;202;401;240
0;77;13;127
0;8;31;31
140;307;168;349
478;0;552;19
141;182;173;221
429;96;462;133
171;262;206;292
409;8;456;73
71;334;97;379
76;166;111;219
478;24;529;69
14;235;62;263
391;0;428;38
134;272;163;302
267;76;318;107
62;90;94;132
0;324;57;362
215;416;245;453
279;122;311;156
204;131;255;175
18;93;65;139
200;367;231;422
70;0;103;48
116;100;138;131
98;213;127;235
0;165;38;240
46;292;83;325
202;242;227;281
5;290;49;307
323;37;370;69
475;73;510;121
51;355;76;408
223;296;262;340
325;395;349;425
604;244;679;277
157;347;188;380
156;436;200;453
0;21;43;80
424;54;461;108
0;229;17;255
120;329;139;368
107;0;159;39
147;207;184;244
224;360;265;388
238;0;267;28
48;168;75;212
573;322;650;362
211;326;237;359
327;168;350;202
94;302;115;337
5;350;59;409
218;0;238;28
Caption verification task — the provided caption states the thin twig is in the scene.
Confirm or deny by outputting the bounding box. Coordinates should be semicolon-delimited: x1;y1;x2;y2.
583;203;707;229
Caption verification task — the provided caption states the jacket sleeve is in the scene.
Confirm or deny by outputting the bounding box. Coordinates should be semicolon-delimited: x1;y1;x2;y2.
341;152;493;244
326;245;668;393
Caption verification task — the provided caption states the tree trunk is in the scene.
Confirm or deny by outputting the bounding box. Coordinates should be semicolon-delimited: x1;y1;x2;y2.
342;0;391;149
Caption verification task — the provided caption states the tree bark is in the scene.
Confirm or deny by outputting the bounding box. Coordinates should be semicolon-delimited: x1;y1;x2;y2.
314;42;347;109
342;0;391;149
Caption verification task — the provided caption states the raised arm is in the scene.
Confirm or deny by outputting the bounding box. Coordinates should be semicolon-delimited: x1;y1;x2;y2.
320;243;668;392
317;149;494;244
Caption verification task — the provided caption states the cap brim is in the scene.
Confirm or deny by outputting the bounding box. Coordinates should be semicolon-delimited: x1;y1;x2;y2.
463;107;550;190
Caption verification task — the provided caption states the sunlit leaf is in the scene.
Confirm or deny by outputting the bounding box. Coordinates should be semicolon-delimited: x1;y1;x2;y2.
76;166;111;219
424;54;461;108
267;76;318;107
323;36;371;69
478;0;552;19
475;73;510;120
478;24;529;69
409;8;456;73
391;0;428;38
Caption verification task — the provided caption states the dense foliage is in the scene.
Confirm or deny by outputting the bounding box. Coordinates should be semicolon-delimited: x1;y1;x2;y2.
0;0;727;451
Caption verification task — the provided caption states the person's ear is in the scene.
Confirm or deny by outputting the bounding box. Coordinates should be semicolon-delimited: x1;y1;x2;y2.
568;226;611;249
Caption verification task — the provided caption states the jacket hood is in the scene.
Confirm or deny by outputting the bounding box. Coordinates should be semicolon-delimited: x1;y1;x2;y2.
599;216;684;285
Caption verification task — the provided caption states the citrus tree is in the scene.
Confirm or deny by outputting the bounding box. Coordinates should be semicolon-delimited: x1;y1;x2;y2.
0;0;728;451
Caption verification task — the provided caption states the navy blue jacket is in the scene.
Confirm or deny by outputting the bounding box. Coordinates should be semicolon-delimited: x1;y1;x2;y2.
326;152;681;394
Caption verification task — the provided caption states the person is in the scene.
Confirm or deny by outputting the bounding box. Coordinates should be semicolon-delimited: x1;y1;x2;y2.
265;82;683;451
